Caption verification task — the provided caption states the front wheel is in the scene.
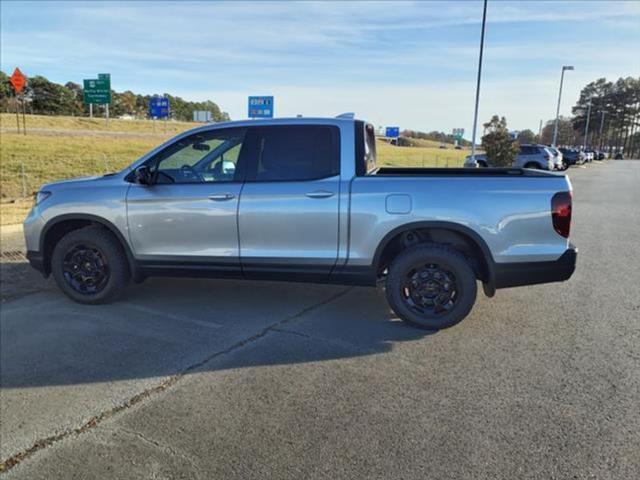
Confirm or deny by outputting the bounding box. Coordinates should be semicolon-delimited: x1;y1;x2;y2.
51;226;130;304
385;244;477;329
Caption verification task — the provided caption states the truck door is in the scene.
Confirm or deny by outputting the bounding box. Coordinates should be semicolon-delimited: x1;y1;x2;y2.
126;127;248;266
238;125;341;275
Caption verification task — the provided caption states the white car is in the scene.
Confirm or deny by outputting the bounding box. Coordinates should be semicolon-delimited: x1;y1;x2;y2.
547;146;566;170
463;154;489;168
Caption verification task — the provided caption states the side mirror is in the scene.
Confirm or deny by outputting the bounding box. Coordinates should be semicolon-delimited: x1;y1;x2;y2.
135;165;153;185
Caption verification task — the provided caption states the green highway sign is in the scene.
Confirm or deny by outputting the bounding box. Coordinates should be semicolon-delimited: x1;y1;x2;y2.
83;75;111;104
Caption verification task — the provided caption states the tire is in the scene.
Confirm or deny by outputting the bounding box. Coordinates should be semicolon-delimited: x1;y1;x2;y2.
385;244;477;330
524;162;539;169
51;226;130;304
478;161;488;168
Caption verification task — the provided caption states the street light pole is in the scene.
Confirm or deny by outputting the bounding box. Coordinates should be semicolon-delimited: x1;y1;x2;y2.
583;98;592;150
552;65;574;147
469;0;488;167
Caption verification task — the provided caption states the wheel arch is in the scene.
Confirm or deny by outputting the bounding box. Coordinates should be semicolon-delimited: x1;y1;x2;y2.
372;221;496;296
40;214;138;278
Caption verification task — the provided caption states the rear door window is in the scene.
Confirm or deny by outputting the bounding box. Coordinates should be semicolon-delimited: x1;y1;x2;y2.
248;125;340;182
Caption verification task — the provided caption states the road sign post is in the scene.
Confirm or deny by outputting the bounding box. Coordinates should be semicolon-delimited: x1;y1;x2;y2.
84;74;111;124
15;97;20;134
150;96;171;133
452;128;465;146
248;96;274;118
385;127;400;145
10;68;27;134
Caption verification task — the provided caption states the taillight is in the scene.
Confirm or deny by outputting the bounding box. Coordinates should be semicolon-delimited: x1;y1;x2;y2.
551;191;572;238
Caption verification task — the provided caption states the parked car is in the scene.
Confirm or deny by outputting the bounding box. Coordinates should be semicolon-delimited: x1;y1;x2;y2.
558;148;585;166
454;145;462;150
614;151;624;160
463;153;489;167
597;151;605;160
585;150;600;162
514;144;555;170
24;117;577;330
583;150;594;163
547;146;567;171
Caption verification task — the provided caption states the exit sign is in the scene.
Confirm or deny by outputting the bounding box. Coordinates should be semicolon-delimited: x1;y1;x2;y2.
248;96;274;118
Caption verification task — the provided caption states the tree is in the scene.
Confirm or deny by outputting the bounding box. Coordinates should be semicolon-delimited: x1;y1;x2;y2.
481;115;519;167
516;129;536;144
64;82;84;116
28;76;77;115
540;116;575;146
0;71;13;112
571;76;640;156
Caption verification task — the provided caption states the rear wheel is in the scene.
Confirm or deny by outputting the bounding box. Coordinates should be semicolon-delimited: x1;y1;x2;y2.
385;244;477;330
51;226;130;304
524;162;539;169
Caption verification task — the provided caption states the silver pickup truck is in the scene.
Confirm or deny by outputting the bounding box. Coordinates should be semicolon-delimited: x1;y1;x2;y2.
24;117;577;329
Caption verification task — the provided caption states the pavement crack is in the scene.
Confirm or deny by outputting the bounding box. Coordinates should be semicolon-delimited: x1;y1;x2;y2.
0;287;352;474
114;427;203;479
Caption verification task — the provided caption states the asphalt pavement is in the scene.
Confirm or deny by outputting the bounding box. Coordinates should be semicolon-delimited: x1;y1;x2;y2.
1;160;639;479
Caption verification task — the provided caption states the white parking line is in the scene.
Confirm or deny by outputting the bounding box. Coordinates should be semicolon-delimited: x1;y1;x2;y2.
122;303;222;329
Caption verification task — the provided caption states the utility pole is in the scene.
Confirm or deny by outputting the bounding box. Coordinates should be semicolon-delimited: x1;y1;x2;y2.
470;0;488;167
552;66;574;147
538;119;543;143
598;110;607;150
583;98;592;150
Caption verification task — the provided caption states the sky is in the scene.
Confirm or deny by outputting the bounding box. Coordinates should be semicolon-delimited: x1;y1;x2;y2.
1;0;639;137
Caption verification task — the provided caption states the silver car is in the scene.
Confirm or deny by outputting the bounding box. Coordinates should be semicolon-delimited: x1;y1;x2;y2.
514;144;555;170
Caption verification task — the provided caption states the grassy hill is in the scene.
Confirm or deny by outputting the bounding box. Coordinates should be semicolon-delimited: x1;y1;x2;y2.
1;114;468;225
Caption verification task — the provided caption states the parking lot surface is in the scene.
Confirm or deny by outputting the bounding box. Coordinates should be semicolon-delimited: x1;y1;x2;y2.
1;161;639;479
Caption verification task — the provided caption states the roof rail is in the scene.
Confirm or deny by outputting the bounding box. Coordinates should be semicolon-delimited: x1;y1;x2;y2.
335;112;355;119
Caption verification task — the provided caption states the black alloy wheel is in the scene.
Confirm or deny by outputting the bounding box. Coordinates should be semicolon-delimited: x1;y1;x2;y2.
401;262;459;318
62;244;110;294
51;226;130;304
385;244;477;330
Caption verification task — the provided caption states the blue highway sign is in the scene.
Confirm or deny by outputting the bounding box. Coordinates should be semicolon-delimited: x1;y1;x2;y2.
385;127;400;138
150;97;170;119
248;96;274;118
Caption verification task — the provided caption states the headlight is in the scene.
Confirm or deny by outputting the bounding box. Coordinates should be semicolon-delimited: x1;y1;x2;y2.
34;191;52;205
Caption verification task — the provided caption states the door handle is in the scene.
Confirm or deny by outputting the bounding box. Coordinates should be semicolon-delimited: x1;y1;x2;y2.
305;190;335;199
208;193;235;201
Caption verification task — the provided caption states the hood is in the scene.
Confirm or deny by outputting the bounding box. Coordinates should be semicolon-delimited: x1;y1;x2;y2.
41;174;114;191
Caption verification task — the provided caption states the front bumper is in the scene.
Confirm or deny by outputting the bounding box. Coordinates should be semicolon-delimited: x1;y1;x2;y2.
493;246;577;289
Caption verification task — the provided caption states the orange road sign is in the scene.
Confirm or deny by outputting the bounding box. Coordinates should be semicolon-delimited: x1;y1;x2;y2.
10;68;27;94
